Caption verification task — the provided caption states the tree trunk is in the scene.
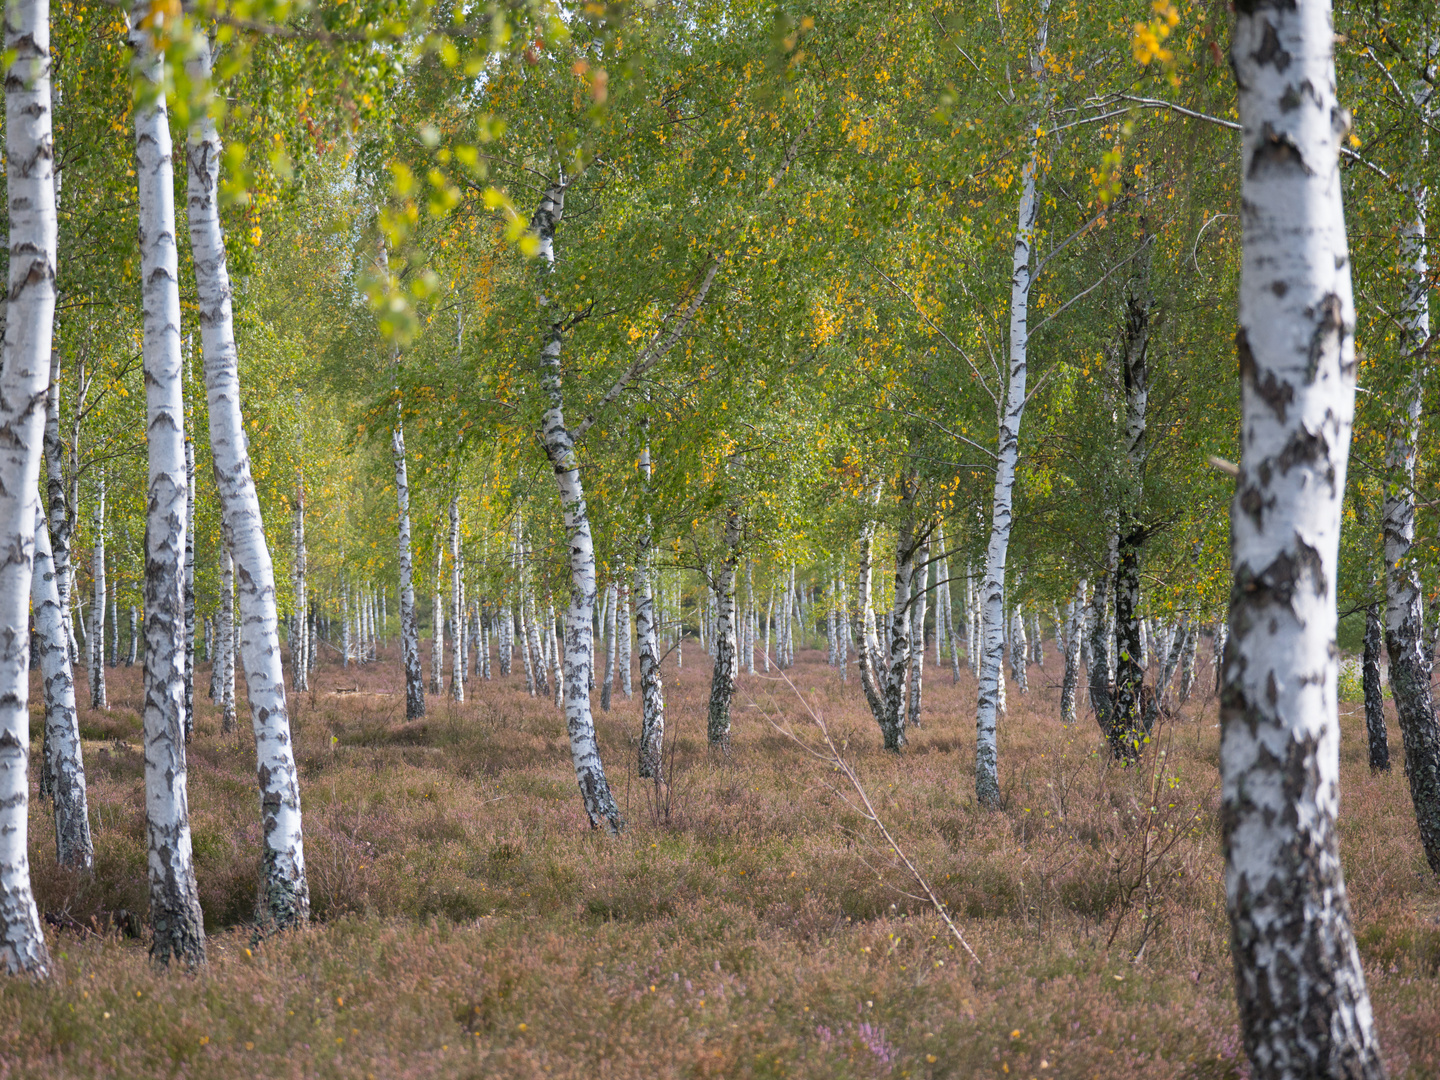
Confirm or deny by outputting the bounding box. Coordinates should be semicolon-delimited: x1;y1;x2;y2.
976;3;1047;807
33;502;92;871
450;498;463;702
0;0;57;971
1363;603;1389;773
430;542;444;695
1222;6;1384;1072
1060;580;1086;727
516;589;535;696
530;179;623;831
219;538;236;734
89;471;107;708
1087;554;1115;738
1380;59;1440;875
1008;603;1028;695
601;583;618;712
498;601;513;675
131;3;206;966
1178;622;1198;703
879;497;919;752
183;435;195;738
127;606;137;666
907;534;929;730
635;438;666;780
852;507;888;725
707;510;741;745
618;584;632;697
291;479;308;691
186;38;310;928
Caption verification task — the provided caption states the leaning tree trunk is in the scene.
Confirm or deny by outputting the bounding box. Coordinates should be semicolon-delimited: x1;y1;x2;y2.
1380;63;1440;874
707;510;742;745
0;0;61;974
131;4;205;966
531;178;623;831
1363;603;1389;773
186;37;310;929
33;503;92;871
976;3;1047;807
1222;5;1385;1074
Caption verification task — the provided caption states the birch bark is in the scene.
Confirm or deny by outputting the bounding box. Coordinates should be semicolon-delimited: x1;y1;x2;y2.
1060;580;1086;726
0;0;62;974
43;350;72;665
89;472;107;708
33;501;91;870
529;178;622;830
635;438;666;779
450;498;463;701
975;0;1048;807
707;510;741;745
1380;56;1440;873
430;543;444;694
378;239;424;720
1223;3;1383;1071
186;36;309;927
292;480;308;690
618;584;632;697
131;2;205;966
601;582;617;712
1363;604;1388;772
219;539;235;733
183;435;195;737
907;532;929;730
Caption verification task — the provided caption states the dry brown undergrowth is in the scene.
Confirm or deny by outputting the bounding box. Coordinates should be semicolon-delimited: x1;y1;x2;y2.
7;640;1440;1078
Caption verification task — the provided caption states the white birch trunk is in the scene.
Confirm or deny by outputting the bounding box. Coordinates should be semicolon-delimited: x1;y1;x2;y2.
33;501;91;871
449;498;463;701
1222;5;1383;1072
89;471;107;708
907;532;929;731
430;542;444;694
601;582;618;712
1380;54;1440;872
530;179;622;830
43;350;73;668
1060;580;1086;727
975;10;1047;802
186;37;309;927
707;510;741;745
219;538;236;733
1;10;64;969
291;479;308;690
131;4;205;966
183;435;195;738
635;436;666;779
340;581;351;669
618;584;632;697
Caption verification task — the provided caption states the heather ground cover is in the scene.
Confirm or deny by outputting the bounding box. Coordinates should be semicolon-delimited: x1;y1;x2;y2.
6;643;1440;1079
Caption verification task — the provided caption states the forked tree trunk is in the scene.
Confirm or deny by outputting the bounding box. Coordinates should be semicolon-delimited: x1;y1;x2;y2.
186;34;309;928
1222;6;1384;1073
0;0;57;976
131;3;205;966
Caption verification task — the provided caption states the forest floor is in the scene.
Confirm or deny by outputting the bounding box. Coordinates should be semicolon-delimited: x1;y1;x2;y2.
5;639;1440;1079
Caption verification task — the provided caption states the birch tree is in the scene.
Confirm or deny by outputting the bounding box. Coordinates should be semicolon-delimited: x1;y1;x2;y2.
131;2;205;966
0;0;60;975
186;30;309;930
1221;3;1383;1071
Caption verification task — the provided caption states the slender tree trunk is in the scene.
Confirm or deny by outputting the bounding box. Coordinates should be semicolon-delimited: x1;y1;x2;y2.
1178;622;1198;703
219;538;236;734
131;5;205;966
525;583;548;696
291;479;308;690
1380;63;1440;875
43;350;74;671
1364;604;1389;773
430;543;444;694
186;40;309;928
531;179;623;831
449;498;464;702
976;3;1047;807
89;472;107;708
33;502;92;871
1009;603;1029;695
1222;6;1384;1072
879;500;918;752
127;606;137;666
635;434;666;779
618;584;632;697
600;583;618;711
1060;580;1087;727
907;532;929;730
853;510;888;725
516;589;535;696
498;600;513;675
183;434;195;738
1087;552;1115;737
707;510;742;745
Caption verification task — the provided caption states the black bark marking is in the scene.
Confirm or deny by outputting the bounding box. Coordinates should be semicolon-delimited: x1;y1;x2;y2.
1248;124;1311;178
1252;23;1292;71
1306;293;1346;383
1238;328;1295;422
